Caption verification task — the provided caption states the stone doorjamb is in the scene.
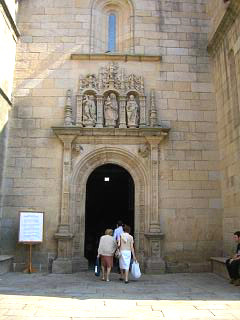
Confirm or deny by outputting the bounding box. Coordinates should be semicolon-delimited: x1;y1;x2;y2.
70;146;149;271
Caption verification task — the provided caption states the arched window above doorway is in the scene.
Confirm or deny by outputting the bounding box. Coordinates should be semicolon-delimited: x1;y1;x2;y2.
108;13;116;52
90;0;135;53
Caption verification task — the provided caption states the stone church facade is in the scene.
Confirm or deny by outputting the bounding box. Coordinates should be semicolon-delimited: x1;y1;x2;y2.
0;0;239;273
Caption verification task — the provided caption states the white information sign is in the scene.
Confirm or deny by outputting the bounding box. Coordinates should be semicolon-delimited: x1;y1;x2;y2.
18;211;44;243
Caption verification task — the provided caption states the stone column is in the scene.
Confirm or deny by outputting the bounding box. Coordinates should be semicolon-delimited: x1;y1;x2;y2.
144;233;165;274
52;134;76;274
76;94;83;127
144;136;166;273
64;90;73;127
149;89;158;127
147;137;161;233
96;95;103;128
119;95;127;128
139;95;147;127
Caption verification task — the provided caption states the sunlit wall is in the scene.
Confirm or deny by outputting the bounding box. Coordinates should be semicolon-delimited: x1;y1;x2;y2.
207;0;240;253
0;0;19;231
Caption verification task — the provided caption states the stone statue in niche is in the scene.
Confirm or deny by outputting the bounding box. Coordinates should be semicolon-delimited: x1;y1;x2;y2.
126;94;139;127
82;95;96;127
104;93;119;127
77;63;149;128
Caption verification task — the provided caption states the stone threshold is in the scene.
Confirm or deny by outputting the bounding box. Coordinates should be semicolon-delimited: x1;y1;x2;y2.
71;53;162;62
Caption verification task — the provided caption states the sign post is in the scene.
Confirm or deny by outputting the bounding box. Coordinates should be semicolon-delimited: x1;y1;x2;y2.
18;211;44;273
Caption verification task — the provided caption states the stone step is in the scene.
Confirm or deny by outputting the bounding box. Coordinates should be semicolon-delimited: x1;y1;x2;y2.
210;257;229;279
0;255;14;274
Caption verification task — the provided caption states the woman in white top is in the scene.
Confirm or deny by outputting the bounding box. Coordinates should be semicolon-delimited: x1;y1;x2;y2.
97;229;117;281
118;225;136;283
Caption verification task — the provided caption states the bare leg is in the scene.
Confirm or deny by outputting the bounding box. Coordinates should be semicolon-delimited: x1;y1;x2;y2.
106;267;111;281
101;266;105;280
125;270;129;282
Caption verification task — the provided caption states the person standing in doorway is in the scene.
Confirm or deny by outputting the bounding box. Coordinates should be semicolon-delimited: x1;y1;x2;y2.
118;224;136;284
97;229;117;282
113;220;124;242
113;220;124;274
225;231;240;286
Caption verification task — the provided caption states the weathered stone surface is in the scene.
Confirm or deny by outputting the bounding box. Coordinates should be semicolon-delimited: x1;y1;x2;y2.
0;255;14;274
207;0;240;254
52;258;73;274
1;0;235;273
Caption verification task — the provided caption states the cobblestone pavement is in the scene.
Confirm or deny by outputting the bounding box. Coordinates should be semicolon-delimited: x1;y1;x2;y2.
0;271;239;319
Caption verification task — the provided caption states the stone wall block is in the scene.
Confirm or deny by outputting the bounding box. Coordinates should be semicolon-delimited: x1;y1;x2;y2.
177;110;204;121
190;170;209;181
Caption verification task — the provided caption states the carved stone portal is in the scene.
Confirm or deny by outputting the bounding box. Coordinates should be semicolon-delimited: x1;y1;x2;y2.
54;62;170;274
52;127;170;273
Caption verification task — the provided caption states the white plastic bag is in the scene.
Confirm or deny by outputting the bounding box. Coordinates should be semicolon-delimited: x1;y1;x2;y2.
131;261;141;279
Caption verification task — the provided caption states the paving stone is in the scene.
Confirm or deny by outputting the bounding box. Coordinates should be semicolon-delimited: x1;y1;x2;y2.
0;272;240;320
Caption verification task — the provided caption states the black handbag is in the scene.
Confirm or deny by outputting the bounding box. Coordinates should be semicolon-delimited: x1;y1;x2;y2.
94;257;100;276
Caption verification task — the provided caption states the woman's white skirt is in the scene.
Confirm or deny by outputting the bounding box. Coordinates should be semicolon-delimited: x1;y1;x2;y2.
119;250;131;270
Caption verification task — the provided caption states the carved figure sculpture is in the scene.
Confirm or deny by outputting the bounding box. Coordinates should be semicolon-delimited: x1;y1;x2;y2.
126;95;139;127
138;144;150;158
104;93;118;127
83;95;96;127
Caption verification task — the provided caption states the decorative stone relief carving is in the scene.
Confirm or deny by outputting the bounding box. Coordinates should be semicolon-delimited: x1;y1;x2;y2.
71;144;83;168
138;143;150;158
72;143;83;153
151;240;160;256
149;89;158;127
63;63;165;129
70;62;152;128
126;94;139;127
104;93;118;127
126;74;144;93
82;94;97;127
64;90;73;127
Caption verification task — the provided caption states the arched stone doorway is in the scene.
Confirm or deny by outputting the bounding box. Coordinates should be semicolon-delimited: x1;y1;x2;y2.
84;163;134;265
52;127;169;274
69;147;147;271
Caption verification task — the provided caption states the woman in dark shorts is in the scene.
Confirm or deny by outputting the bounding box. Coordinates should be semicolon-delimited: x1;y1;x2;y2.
97;229;117;281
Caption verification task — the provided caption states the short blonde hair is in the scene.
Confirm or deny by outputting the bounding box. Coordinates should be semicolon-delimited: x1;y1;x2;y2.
105;229;113;236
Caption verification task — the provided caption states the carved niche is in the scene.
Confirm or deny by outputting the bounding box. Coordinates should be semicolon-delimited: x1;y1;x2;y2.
64;62;159;129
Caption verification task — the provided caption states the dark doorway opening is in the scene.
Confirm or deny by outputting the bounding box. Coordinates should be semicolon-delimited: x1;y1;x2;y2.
84;164;134;265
